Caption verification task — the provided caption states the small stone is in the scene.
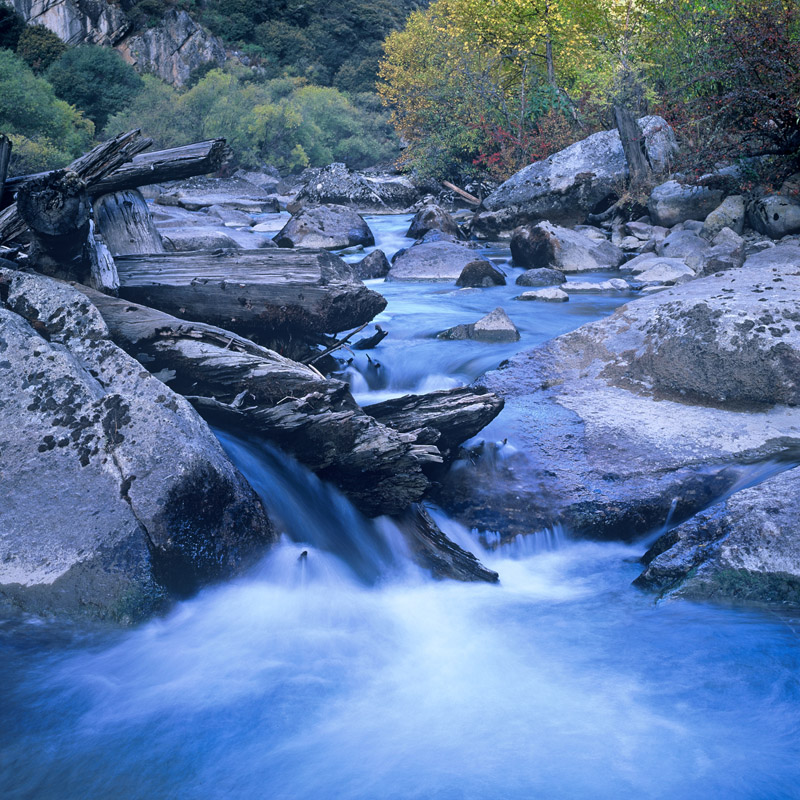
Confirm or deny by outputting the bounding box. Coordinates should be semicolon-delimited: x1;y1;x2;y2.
516;288;569;302
456;260;506;287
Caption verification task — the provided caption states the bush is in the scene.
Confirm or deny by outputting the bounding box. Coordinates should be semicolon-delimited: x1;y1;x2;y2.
16;24;66;73
47;46;143;130
0;49;93;174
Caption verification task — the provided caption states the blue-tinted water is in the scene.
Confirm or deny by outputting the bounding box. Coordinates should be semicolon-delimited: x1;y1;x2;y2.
2;215;800;800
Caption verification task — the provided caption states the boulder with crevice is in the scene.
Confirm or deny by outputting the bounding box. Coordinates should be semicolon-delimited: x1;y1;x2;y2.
273;204;374;250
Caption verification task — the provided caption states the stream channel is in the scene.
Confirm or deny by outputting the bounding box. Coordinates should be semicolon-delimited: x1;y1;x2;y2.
2;215;800;798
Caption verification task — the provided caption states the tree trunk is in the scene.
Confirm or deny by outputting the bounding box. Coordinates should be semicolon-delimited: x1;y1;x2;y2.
613;105;651;185
89;139;230;196
546;35;557;90
94;189;165;256
114;249;387;343
16;171;91;281
86;220;120;293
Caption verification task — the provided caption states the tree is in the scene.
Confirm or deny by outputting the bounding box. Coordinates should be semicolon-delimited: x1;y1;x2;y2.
16;24;66;73
0;49;93;174
47;46;143;131
0;5;25;52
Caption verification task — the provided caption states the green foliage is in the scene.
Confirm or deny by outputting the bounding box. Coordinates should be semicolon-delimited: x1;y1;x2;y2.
104;67;399;172
0;49;93;174
46;46;143;131
0;5;25;51
201;0;423;93
16;24;66;73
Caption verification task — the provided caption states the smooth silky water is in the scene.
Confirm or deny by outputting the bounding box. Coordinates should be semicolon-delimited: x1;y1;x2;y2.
2;216;800;799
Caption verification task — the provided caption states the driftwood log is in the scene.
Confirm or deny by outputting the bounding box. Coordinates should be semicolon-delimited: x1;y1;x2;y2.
114;249;387;343
80;288;440;516
89;139;229;196
93;189;165;256
398;505;499;582
613;105;651;185
365;387;504;462
0;130;152;244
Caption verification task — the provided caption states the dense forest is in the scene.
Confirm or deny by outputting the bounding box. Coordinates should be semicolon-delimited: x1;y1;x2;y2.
1;0;798;185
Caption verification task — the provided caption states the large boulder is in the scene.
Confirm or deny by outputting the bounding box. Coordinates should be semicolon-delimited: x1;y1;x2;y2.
656;229;711;272
156;177;278;213
407;204;462;240
273;204;375;250
747;195;800;239
296;163;419;210
648;180;725;227
117;9;227;87
702;195;746;238
387;241;493;282
0;270;275;622
435;244;800;546
438;307;520;342
483;116;677;227
634;466;800;605
511;221;624;272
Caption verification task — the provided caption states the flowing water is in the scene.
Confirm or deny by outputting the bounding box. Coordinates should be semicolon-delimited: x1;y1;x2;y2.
3;216;800;799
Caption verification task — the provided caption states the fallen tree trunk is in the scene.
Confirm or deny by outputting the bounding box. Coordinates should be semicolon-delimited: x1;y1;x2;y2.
89;139;230;196
114;249;387;343
364;386;504;461
93;189;165;256
80;288;440;517
0;130;152;244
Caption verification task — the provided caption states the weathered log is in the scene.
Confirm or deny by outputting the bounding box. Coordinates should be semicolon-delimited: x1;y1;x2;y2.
16;170;91;280
352;324;388;350
398;505;499;583
114;249;388;342
0;130;152;244
79;288;441;517
364;386;505;461
442;180;481;206
94;189;164;256
89;139;229;196
613;105;651;185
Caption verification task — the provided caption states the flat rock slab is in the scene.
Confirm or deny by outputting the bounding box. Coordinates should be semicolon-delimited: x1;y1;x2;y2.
435;245;800;544
156;176;278;213
516;288;569;302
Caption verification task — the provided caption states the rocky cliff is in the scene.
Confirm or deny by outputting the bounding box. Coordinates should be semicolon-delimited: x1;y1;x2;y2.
3;0;226;85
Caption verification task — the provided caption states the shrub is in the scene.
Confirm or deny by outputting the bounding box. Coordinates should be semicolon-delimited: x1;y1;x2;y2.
47;46;143;131
16;24;66;73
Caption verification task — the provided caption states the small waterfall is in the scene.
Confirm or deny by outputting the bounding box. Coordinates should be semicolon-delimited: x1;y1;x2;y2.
214;429;420;586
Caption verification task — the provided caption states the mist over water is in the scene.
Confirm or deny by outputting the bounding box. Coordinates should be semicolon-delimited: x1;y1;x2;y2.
3;215;800;799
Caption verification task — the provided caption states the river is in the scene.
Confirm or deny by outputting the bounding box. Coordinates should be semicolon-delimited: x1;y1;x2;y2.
2;215;800;799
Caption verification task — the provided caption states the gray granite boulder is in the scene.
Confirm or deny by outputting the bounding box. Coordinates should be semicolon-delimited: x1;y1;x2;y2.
747;195;800;239
515;268;567;287
387;241;492;282
0;270;275;623
635;466;800;605
156;177;279;213
407;204;462;240
648;180;725;227
438;307;520;342
273;204;375;250
456;260;506;287
483;116;677;226
353;249;391;280
702;195;745;238
511;221;624;272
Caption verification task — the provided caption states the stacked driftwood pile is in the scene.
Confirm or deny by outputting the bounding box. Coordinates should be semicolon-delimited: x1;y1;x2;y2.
0;131;504;583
